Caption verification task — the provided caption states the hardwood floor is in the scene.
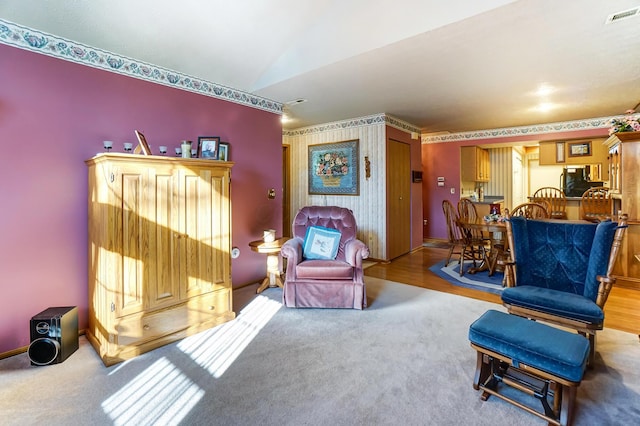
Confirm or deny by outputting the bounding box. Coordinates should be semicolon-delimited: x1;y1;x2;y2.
364;246;640;336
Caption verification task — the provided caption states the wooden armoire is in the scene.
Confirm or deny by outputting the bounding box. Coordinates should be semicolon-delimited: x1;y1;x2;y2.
85;153;234;366
606;131;640;290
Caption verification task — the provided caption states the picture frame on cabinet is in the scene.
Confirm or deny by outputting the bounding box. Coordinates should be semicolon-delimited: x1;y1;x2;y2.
198;136;220;159
134;130;152;155
568;141;592;157
218;142;229;161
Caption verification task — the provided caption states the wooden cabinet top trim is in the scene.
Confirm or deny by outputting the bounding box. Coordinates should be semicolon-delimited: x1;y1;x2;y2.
85;153;234;168
605;131;640;147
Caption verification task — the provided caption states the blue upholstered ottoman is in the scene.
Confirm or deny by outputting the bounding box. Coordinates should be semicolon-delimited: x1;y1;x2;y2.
469;310;589;426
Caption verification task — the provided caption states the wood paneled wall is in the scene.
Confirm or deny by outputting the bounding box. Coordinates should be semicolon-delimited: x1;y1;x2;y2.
283;123;387;259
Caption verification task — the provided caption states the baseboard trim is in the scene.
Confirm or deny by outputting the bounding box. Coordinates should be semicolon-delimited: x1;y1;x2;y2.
0;345;28;360
0;329;86;360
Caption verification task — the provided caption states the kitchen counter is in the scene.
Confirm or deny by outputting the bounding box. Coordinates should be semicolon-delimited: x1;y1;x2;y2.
465;195;504;204
474;196;505;205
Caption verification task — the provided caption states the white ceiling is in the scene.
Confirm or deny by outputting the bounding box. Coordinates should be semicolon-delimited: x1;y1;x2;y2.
2;0;640;133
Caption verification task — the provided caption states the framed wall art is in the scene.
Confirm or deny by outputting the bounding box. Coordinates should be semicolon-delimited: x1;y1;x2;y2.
555;142;565;163
308;139;359;195
197;136;220;159
568;141;592;157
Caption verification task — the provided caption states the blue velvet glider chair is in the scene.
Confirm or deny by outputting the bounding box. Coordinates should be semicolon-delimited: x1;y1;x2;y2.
501;214;628;364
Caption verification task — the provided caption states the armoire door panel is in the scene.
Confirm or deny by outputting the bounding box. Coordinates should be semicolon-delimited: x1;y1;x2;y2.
182;171;207;299
117;171;145;318
151;172;180;309
209;173;229;287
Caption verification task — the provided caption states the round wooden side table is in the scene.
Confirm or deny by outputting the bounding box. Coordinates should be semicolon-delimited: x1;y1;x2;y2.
249;237;289;294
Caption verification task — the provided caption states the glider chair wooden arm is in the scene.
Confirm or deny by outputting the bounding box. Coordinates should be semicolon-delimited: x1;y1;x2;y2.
280;206;369;309
500;213;628;364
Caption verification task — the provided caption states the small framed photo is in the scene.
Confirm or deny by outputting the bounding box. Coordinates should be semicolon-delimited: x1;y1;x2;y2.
568;141;592;157
134;130;152;155
218;142;229;161
197;136;220;159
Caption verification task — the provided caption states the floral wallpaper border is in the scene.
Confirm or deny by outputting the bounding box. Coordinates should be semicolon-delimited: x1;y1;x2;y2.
422;114;640;144
5;18;636;141
0;18;283;115
283;113;420;137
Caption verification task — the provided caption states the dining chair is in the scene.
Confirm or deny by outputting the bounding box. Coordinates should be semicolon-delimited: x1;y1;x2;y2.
457;198;492;244
532;187;568;219
455;199;489;275
442;200;486;276
442;200;465;269
580;187;612;222
510;202;550;219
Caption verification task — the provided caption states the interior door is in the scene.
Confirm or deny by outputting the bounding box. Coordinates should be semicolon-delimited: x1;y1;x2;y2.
512;152;525;207
386;139;411;260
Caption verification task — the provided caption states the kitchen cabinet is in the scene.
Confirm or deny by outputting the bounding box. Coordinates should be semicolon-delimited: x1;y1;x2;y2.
605;131;640;289
85;153;235;365
461;146;490;182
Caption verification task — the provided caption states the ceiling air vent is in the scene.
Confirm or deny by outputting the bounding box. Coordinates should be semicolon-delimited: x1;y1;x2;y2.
606;6;640;24
285;99;308;105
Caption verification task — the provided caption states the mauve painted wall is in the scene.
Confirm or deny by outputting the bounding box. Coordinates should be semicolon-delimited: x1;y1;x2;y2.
421;128;609;240
0;44;282;354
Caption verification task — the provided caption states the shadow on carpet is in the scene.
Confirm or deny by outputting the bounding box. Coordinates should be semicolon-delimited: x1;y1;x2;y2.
429;260;504;294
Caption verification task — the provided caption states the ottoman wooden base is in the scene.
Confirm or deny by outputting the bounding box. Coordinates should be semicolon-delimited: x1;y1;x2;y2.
471;344;579;426
469;310;589;426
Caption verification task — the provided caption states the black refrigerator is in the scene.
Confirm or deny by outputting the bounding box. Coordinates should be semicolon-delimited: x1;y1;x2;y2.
560;167;603;197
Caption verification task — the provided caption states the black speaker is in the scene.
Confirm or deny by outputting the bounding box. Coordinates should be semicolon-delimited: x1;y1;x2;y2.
28;306;79;366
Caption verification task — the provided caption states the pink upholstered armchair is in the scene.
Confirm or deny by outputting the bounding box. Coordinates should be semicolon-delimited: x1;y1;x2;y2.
280;206;370;309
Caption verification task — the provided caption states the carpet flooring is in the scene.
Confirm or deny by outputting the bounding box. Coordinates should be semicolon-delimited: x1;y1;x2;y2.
1;277;639;425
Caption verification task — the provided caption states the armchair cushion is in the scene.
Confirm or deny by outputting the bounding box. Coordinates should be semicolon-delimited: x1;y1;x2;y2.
302;225;341;260
501;286;604;324
295;259;353;279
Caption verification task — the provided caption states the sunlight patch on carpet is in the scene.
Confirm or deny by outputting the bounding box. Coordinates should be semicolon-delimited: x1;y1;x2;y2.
102;357;204;426
177;294;282;378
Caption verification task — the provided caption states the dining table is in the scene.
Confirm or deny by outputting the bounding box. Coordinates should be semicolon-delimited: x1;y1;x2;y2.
457;216;509;284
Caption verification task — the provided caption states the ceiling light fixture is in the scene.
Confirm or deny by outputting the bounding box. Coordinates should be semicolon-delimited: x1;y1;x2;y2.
535;84;554;97
534;102;556;113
